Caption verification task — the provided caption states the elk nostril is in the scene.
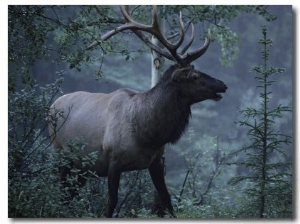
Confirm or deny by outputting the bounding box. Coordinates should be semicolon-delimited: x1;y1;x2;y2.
221;82;227;90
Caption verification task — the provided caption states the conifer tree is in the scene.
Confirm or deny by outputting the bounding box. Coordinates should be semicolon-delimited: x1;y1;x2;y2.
229;27;292;218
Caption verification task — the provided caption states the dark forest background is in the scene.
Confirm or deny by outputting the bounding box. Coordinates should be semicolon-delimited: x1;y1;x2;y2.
8;5;292;218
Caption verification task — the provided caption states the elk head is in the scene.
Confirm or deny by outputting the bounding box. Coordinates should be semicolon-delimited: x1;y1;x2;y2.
164;65;226;104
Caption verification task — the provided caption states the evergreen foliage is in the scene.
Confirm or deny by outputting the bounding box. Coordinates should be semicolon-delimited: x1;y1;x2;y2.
229;27;292;218
7;5;292;218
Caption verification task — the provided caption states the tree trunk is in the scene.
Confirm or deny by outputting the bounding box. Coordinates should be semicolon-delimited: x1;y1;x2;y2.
150;7;168;217
151;32;164;87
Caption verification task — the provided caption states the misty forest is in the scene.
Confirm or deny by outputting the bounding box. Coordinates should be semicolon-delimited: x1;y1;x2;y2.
8;5;292;218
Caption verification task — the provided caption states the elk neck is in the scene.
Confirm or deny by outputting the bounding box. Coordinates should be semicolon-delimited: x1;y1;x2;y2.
130;77;191;149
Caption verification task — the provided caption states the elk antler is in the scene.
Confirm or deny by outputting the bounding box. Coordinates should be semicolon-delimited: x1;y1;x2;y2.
183;29;211;65
87;6;210;66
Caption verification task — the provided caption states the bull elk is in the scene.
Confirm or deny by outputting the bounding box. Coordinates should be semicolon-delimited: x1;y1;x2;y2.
48;5;227;218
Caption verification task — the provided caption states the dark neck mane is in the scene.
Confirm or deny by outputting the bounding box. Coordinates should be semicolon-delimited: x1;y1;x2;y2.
131;69;191;148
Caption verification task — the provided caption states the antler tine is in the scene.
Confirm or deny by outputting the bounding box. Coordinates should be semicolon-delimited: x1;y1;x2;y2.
87;6;137;49
87;5;187;65
120;5;152;31
151;6;159;28
180;22;194;55
148;9;186;66
143;6;186;65
120;5;130;22
120;5;180;62
122;5;175;61
171;11;185;51
148;7;184;51
119;5;173;49
87;6;143;48
132;30;175;61
183;29;211;64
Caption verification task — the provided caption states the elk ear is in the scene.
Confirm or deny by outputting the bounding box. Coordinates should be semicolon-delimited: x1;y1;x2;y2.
172;66;194;82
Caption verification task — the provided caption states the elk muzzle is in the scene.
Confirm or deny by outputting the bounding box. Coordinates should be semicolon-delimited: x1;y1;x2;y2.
208;78;227;101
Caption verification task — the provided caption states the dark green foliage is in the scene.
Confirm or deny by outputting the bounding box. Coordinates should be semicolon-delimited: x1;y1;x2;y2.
8;5;292;218
8;76;64;217
229;27;292;218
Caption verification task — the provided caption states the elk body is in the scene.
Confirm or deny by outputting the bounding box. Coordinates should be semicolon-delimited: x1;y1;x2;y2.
48;6;227;218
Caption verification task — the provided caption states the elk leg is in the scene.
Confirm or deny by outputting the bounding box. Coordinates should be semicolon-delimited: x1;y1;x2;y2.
148;157;176;218
105;161;121;218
